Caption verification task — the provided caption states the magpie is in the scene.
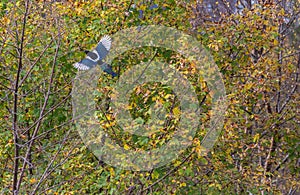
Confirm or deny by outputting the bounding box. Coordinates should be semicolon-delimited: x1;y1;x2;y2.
73;35;117;77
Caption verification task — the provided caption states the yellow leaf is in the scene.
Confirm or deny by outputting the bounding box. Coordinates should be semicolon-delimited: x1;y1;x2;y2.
140;5;147;10
195;145;208;156
109;167;115;177
253;133;260;142
30;178;37;184
173;107;181;117
164;94;172;99
124;144;130;150
180;182;187;187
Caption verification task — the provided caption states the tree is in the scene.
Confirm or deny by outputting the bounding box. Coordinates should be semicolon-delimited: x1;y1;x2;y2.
191;0;300;193
0;0;299;194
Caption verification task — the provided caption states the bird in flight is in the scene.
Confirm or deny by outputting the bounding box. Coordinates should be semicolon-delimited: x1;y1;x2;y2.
73;35;117;77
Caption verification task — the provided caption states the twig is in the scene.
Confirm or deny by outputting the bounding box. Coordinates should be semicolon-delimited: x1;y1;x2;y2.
16;24;61;192
12;0;30;193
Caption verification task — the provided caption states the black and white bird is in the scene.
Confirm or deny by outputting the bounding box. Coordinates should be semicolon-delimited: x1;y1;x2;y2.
73;35;117;77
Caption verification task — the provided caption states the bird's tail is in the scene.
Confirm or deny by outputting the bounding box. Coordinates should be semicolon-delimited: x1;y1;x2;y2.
100;62;118;77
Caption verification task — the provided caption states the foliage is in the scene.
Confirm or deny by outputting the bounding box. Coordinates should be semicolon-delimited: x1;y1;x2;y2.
0;0;299;194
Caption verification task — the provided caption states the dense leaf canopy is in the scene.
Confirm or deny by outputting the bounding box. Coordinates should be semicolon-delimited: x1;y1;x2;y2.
0;0;299;194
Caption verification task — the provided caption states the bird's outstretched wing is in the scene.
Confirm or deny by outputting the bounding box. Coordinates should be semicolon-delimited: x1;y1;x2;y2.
73;35;112;70
73;58;97;70
95;35;111;59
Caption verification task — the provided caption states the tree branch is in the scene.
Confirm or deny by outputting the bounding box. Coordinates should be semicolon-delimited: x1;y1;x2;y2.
12;0;30;194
